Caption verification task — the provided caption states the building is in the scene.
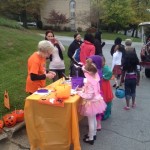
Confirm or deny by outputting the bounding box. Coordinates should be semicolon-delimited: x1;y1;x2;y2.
40;0;91;31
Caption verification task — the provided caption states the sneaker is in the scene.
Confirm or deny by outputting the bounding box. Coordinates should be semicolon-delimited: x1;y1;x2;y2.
84;134;97;140
83;137;94;145
132;103;136;108
124;106;130;110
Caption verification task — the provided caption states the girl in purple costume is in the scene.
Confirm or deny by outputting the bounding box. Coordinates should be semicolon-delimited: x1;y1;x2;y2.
88;55;103;130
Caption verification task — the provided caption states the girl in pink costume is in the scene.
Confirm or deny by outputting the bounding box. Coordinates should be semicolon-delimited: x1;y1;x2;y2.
77;59;106;145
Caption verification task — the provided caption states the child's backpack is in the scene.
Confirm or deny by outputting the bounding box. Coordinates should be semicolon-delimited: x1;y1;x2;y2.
102;65;112;80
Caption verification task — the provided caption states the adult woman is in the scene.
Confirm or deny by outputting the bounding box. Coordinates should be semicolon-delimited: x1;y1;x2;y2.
45;30;65;82
94;31;105;56
26;40;56;94
68;33;83;76
68;33;82;60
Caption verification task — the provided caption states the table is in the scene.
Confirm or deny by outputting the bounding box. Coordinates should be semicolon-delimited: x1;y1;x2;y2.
24;80;82;150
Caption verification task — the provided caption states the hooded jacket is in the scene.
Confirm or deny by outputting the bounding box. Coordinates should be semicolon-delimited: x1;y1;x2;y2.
80;40;95;64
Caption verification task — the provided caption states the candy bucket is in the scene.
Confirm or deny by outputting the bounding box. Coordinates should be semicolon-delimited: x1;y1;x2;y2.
71;77;84;89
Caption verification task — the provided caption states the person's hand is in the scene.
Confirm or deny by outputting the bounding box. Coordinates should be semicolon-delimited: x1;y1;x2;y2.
76;87;82;91
54;38;58;44
46;71;56;79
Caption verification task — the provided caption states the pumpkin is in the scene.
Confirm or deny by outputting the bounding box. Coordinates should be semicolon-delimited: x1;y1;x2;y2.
55;84;71;99
0;120;4;129
3;114;17;128
12;109;24;122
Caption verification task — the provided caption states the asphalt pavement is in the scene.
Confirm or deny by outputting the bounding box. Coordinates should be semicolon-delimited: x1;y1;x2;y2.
0;36;150;150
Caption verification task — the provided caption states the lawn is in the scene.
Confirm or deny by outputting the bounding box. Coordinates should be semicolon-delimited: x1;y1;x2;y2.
0;26;70;115
31;28;141;42
0;26;141;116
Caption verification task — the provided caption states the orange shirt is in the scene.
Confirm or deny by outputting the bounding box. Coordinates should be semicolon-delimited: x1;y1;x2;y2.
26;52;46;93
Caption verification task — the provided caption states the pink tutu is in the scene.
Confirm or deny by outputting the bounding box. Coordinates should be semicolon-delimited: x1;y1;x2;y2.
78;99;106;117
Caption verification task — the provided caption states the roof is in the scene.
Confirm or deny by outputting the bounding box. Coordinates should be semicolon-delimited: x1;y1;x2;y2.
139;22;150;26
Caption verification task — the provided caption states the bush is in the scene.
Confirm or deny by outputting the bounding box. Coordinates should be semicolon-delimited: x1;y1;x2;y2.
63;26;71;31
42;25;61;31
77;27;82;32
42;25;54;30
0;16;23;29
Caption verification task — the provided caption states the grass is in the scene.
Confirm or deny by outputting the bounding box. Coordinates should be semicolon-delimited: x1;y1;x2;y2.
0;26;70;116
0;19;142;116
31;29;141;42
0;16;23;29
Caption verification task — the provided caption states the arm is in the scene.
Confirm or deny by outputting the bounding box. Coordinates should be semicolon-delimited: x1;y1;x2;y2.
136;65;141;86
58;40;65;51
110;45;115;56
30;72;56;81
77;91;94;100
89;46;96;56
68;44;74;60
77;85;94;99
120;70;125;85
30;73;46;81
101;42;105;48
111;54;115;71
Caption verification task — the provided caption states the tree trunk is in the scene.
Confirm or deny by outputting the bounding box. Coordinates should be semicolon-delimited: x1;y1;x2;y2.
131;29;135;37
21;9;28;28
135;29;138;38
124;29;127;35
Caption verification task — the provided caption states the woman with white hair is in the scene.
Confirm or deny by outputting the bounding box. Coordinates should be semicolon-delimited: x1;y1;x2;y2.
26;40;56;94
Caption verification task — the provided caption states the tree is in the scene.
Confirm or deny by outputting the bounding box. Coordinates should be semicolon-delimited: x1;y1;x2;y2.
130;0;150;37
101;0;135;33
44;10;70;30
0;0;43;28
90;0;105;30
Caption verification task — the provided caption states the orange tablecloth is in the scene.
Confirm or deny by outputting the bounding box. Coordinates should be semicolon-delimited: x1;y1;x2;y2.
24;81;81;150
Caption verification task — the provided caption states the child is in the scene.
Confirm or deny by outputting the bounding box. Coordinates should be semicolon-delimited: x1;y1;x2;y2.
87;55;103;130
77;58;106;145
111;44;123;88
101;56;114;120
120;51;140;110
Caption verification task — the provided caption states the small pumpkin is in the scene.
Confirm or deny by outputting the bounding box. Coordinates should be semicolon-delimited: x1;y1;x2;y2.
12;109;24;123
0;120;4;129
55;84;71;99
3;114;17;128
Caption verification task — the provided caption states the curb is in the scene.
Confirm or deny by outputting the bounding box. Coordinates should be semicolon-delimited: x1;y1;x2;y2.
0;121;25;140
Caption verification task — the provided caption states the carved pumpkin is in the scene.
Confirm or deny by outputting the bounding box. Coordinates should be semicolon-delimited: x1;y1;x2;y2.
0;120;4;129
55;84;71;99
12;109;24;122
3;114;17;128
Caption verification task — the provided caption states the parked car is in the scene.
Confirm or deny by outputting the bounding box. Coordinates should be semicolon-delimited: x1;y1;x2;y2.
17;22;37;27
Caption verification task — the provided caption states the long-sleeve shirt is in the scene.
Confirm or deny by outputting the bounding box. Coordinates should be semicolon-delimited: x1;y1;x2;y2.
49;41;65;69
80;40;95;64
111;51;122;71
